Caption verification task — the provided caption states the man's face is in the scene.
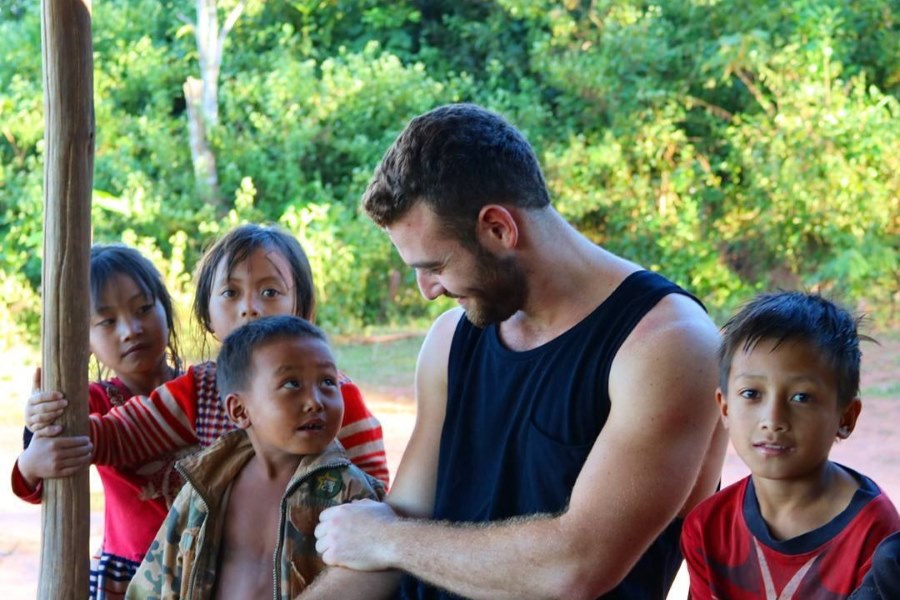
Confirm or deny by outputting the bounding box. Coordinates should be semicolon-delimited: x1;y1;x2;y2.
386;203;527;327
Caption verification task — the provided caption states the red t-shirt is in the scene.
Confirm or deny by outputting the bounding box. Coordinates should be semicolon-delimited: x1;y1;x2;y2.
682;467;900;600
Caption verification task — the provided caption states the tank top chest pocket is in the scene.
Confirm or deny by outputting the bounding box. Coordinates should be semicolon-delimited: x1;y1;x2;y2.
526;374;607;448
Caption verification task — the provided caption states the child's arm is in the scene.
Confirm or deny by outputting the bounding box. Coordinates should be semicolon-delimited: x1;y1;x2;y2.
336;380;390;488
20;368;199;469
11;435;92;503
10;367;92;502
89;368;201;466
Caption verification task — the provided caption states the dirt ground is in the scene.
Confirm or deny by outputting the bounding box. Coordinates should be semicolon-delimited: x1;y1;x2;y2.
1;335;897;598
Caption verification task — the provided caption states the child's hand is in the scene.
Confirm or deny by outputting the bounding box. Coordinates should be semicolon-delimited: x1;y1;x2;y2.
17;434;93;488
25;367;67;435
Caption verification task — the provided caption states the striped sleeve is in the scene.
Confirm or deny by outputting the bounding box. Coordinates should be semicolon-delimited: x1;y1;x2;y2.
337;379;390;489
89;368;200;466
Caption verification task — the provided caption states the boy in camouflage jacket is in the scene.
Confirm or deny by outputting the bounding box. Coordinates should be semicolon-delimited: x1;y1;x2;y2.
126;316;385;599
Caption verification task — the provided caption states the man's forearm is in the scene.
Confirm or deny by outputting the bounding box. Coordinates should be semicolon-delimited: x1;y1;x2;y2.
381;514;618;600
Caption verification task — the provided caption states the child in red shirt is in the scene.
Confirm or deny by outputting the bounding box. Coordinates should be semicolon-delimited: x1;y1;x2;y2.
681;292;900;599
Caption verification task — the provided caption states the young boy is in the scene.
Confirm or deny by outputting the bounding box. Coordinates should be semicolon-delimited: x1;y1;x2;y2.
126;315;385;600
681;292;900;599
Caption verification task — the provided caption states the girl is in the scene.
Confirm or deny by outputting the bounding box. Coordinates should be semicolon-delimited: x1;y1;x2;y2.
26;224;389;486
13;244;184;599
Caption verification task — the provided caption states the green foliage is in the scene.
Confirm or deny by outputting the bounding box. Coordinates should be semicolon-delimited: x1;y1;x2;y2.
1;0;898;347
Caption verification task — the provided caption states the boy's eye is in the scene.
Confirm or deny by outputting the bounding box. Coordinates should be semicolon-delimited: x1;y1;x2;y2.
322;377;338;388
790;392;811;403
282;379;300;390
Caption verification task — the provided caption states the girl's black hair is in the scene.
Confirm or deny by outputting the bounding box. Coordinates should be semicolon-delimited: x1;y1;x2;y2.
90;243;182;373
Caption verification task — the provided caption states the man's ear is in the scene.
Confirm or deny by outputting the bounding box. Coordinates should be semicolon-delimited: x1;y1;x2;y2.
716;388;730;429
225;392;251;429
837;397;862;440
476;205;518;252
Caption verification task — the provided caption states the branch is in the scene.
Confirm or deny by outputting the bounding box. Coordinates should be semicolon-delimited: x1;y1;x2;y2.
218;0;246;49
213;0;246;70
685;95;734;122
734;68;774;116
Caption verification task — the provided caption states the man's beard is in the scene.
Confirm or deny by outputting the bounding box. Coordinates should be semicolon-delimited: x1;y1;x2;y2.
462;249;527;328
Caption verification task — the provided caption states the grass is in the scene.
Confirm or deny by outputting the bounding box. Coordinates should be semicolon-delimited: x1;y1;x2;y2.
332;333;424;400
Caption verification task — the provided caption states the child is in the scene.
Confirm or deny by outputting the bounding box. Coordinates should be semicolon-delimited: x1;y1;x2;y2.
12;244;184;598
681;291;900;599
125;315;385;599
26;224;389;487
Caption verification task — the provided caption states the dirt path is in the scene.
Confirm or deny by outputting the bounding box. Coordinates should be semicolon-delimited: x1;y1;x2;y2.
1;334;897;598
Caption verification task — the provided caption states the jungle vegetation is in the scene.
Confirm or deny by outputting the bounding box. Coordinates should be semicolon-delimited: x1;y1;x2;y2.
1;0;897;348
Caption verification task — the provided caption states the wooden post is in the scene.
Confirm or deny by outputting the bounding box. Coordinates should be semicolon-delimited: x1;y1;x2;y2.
39;0;94;597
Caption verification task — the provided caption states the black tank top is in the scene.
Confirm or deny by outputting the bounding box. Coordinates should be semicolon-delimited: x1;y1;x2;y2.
400;270;704;600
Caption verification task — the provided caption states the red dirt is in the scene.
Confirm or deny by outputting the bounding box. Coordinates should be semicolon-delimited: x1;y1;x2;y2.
1;335;897;598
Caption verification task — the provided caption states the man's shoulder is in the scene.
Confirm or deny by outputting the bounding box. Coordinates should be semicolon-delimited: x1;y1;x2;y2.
610;289;719;388
625;285;717;348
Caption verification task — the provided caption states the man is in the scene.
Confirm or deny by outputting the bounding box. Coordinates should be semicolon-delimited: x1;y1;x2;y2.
308;103;726;599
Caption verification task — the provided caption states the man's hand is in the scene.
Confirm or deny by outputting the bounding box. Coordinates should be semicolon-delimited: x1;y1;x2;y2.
315;499;399;571
25;367;67;435
17;434;93;487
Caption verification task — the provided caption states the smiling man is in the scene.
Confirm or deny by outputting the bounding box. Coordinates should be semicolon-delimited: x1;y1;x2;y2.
307;103;727;600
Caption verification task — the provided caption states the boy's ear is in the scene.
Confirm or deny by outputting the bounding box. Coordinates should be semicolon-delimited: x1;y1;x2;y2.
715;388;730;428
225;392;251;429
836;397;862;440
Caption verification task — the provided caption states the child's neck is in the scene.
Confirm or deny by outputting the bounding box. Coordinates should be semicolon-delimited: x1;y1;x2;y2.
245;452;305;486
752;461;859;541
116;359;175;396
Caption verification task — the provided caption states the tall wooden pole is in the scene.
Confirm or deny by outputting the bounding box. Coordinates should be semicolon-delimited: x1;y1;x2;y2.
39;0;94;597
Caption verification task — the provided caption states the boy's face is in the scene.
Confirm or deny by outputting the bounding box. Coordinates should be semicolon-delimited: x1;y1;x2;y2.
718;337;861;485
231;335;344;457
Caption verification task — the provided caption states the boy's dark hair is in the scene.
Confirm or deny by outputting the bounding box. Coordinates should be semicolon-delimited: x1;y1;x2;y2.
362;103;551;246
217;315;328;398
719;291;868;406
193;224;316;334
90;243;182;370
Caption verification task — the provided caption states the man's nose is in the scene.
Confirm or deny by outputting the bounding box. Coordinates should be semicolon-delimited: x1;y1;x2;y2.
416;270;445;301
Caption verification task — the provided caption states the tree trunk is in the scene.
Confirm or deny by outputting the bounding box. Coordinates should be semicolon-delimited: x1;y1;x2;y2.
184;76;221;210
184;0;245;214
39;0;94;597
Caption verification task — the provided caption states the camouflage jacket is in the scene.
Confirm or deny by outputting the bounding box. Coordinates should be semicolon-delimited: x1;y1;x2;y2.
125;429;385;600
